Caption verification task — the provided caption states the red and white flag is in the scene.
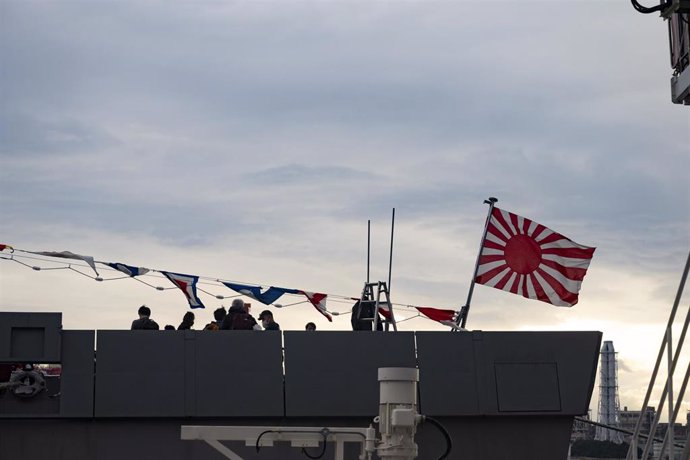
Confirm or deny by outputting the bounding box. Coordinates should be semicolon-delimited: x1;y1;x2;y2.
377;302;393;321
475;207;595;307
160;271;206;309
300;291;332;321
415;306;457;327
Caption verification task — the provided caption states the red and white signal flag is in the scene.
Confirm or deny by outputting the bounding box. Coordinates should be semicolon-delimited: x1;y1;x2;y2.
475;207;596;307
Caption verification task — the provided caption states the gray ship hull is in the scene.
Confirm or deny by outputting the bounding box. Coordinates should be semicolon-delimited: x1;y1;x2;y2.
0;312;601;459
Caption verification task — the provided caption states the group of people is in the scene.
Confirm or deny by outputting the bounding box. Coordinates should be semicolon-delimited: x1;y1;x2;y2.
130;299;304;331
203;298;280;331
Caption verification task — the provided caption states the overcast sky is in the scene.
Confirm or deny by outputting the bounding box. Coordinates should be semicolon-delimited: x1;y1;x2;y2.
1;0;688;420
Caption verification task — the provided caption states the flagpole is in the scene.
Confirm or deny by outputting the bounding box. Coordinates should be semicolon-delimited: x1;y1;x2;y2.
387;208;397;332
457;197;498;330
388;208;395;294
367;220;371;284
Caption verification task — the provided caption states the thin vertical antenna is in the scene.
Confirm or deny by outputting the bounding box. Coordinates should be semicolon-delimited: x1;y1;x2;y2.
367;220;371;284
457;197;498;330
388;208;395;295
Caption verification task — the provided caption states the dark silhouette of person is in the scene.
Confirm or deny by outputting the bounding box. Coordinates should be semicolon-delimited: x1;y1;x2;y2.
164;325;176;330
177;311;195;330
204;307;227;330
131;305;160;330
243;302;262;330
214;307;228;329
350;300;383;331
305;322;316;331
259;310;280;331
220;299;258;330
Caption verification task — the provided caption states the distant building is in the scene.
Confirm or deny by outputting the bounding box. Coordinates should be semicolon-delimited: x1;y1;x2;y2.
569;408;689;459
617;407;689;459
619;405;656;440
655;422;688;459
572;411;596;442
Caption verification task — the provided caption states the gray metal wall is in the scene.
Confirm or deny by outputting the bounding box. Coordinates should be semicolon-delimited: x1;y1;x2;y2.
94;330;284;417
283;331;417;416
416;331;600;416
0;416;575;460
0;313;602;459
0;312;62;363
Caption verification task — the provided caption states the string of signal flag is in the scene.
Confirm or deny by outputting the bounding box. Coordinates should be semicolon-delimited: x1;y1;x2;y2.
0;244;457;327
0;199;598;330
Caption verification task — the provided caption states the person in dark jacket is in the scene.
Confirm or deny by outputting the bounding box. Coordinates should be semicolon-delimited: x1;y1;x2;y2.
350;300;383;331
131;305;159;330
220;299;258;330
177;311;195;330
204;307;227;330
259;310;280;331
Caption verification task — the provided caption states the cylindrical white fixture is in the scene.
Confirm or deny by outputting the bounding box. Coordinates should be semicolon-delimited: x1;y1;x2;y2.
378;367;418;406
377;368;419;460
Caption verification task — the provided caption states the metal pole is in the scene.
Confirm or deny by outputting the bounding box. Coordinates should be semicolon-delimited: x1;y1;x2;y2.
387;208;397;331
367;220;371;284
630;251;690;460
374;282;381;332
574;417;687;447
657;298;690;458
658;355;690;458
681;431;690;460
640;329;686;460
388;208;395;295
665;326;674;460
457;197;498;330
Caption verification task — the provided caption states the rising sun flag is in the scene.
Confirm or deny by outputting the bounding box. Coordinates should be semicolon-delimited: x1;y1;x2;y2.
475;207;596;307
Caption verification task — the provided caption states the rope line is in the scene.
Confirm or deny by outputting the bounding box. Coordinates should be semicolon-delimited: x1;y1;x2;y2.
68;266;98;280
0;248;456;324
277;300;309;308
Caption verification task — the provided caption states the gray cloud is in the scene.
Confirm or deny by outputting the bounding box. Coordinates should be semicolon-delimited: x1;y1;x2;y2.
3;1;688;419
1;0;687;324
248;163;379;185
0;111;120;157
